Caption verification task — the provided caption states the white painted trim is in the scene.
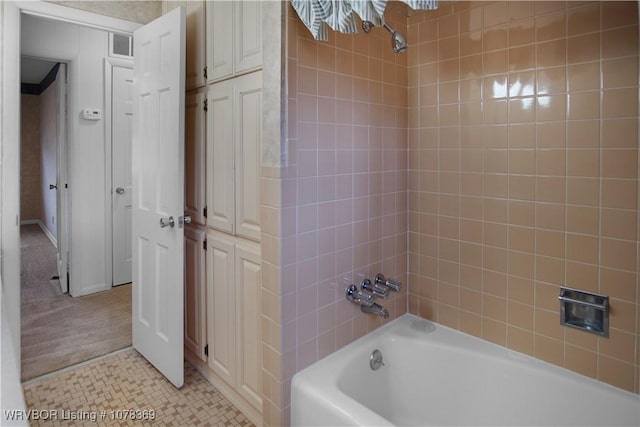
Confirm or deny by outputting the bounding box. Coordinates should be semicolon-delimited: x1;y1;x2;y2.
72;282;109;297
104;57;133;291
0;2;28;418
18;219;58;248
38;220;57;248
17;1;141;35
1;0;24;381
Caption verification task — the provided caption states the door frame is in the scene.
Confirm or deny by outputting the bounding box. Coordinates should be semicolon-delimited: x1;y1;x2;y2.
1;0;141;376
104;57;133;290
55;61;69;294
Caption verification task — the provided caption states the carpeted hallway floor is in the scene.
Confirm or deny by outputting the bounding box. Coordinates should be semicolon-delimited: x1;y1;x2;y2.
21;224;132;381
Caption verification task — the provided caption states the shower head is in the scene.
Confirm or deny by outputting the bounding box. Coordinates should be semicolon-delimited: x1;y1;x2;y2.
383;23;408;53
361;20;408;53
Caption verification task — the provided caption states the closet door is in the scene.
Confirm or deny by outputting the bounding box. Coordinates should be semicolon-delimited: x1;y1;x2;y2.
206;234;236;386
235;242;262;412
206;0;234;83
234;1;263;75
234;71;262;242
185;88;206;226
184;226;206;362
207;81;235;234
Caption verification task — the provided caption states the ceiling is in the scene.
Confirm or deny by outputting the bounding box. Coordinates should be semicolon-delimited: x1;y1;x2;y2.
21;57;59;84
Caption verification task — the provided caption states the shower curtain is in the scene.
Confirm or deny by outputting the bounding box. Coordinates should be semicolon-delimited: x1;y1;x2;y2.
291;0;438;40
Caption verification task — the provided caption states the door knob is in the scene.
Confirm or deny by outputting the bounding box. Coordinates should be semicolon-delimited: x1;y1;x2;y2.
159;216;175;228
179;215;191;227
49;184;57;190
115;187;125;194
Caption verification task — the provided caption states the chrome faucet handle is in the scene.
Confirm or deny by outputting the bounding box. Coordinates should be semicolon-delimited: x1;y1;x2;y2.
385;278;401;292
375;273;401;292
361;278;389;298
346;284;375;307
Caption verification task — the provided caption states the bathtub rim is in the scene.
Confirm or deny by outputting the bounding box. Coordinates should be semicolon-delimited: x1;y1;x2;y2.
291;313;640;426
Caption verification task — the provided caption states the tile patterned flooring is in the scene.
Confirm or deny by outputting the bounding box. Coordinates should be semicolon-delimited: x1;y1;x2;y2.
24;349;253;426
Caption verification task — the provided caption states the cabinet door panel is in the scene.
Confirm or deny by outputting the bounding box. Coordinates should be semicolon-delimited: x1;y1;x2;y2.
186;0;206;90
207;81;235;234
235;243;262;411
206;0;234;82
234;72;262;242
234;1;263;75
206;234;236;385
184;226;206;361
185;89;206;226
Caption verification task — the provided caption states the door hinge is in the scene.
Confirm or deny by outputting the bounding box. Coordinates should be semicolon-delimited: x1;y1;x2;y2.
203;206;207;218
203;66;208;80
203;239;207;251
203;99;208;112
204;344;208;356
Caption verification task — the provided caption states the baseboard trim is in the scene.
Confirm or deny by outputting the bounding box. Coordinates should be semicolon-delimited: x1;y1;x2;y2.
72;282;110;297
21;219;58;248
37;221;57;249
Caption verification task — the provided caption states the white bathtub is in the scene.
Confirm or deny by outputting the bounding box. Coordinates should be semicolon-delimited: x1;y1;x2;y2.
291;314;640;426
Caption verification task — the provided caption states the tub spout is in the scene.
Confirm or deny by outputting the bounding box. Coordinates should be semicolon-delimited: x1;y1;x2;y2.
361;302;389;319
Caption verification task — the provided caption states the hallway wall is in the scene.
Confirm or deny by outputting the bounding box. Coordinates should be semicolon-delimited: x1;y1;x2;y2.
21;14;109;295
20;94;42;221
406;1;639;393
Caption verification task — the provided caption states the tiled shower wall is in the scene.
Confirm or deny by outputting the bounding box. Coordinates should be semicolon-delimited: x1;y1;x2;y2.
406;1;639;393
261;4;410;425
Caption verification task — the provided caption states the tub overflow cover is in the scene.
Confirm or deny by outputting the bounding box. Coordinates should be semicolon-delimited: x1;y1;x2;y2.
370;349;384;370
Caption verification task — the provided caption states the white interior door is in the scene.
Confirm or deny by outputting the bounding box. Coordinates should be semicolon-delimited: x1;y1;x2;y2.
55;63;69;294
112;65;133;286
132;6;186;388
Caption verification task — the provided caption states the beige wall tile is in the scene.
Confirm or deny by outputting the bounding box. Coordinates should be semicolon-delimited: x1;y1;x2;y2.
598;355;636;393
507;326;534;355
275;5;639;419
564;344;597;378
534;334;564;366
567;3;600;36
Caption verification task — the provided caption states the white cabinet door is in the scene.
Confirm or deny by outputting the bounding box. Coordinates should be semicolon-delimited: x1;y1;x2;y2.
235;242;262;412
206;234;236;386
185;89;206;226
206;0;234;82
234;72;262;242
184;226;206;362
207;81;235;234
206;0;262;83
234;1;262;75
132;6;185;388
